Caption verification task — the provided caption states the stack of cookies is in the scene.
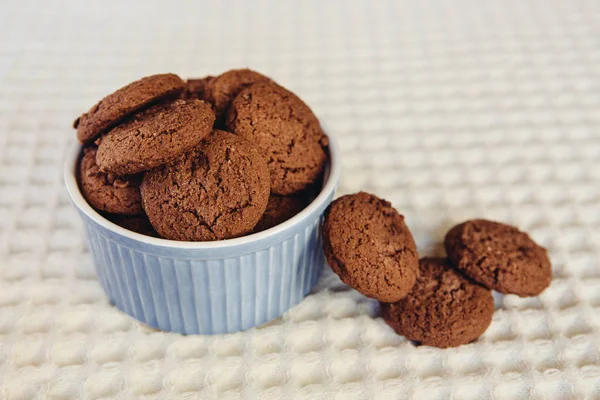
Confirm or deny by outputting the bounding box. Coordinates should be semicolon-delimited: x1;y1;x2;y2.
74;70;329;241
322;192;552;348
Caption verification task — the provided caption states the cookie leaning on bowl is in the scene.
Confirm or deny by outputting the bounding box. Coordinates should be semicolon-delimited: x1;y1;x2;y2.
321;192;419;302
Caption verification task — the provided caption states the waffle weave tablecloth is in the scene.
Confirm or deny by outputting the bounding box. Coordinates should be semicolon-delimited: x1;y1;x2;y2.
0;0;599;398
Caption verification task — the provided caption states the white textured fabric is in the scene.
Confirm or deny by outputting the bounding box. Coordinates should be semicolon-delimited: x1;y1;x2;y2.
1;0;599;398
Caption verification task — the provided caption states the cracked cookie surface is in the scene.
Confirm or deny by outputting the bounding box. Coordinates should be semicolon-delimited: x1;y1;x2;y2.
322;192;419;302
207;69;271;120
79;147;143;215
226;82;328;195
444;219;552;296
140;130;270;241
380;257;494;348
96;99;215;175
74;73;185;144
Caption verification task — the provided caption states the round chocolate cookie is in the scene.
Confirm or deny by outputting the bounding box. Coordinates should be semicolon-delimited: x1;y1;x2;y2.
226;82;328;195
321;192;419;302
182;76;213;101
206;69;271;119
140;130;270;241
74;73;185;144
444;219;552;297
106;214;158;237
96;99;215;175
380;257;494;348
253;194;310;233
79;147;143;215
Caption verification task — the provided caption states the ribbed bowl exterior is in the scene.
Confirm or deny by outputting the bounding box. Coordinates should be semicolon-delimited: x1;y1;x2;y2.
79;208;328;335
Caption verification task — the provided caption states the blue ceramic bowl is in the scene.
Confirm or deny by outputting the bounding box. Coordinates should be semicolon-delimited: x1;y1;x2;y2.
64;135;340;334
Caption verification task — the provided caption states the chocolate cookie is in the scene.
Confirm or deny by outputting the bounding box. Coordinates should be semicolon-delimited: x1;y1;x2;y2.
140;130;270;241
74;73;185;143
79;147;143;215
106;214;158;237
206;69;271;119
380;257;494;348
444;219;552;297
96;99;215;175
253;194;310;233
182;76;213;101
321;192;419;302
226;82;328;195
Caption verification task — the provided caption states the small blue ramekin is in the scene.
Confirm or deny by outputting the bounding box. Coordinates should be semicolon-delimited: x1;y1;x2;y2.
64;135;340;334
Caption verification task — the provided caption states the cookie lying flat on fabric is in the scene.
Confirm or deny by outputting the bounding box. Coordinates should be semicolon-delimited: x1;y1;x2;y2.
74;73;185;144
226;82;329;195
321;192;419;302
182;76;213;102
106;214;158;237
141;130;270;241
79;147;143;215
253;193;310;233
380;257;494;348
206;69;271;119
96;99;215;175
444;219;552;297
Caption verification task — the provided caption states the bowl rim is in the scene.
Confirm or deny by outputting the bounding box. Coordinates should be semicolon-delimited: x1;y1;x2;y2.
64;131;340;250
